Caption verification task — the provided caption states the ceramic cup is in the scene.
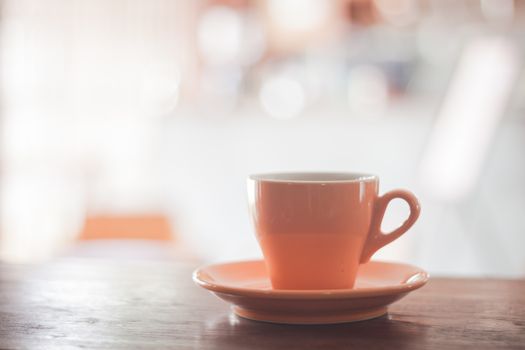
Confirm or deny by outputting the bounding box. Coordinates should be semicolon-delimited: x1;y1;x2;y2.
247;172;420;290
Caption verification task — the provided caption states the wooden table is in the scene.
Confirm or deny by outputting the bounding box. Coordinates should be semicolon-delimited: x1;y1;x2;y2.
0;259;523;349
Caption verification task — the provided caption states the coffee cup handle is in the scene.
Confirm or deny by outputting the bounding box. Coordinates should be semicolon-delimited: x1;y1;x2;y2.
360;190;420;263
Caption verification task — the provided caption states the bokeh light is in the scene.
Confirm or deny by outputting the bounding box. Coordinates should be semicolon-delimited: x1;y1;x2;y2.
259;74;306;119
268;0;332;33
347;65;389;117
198;6;243;66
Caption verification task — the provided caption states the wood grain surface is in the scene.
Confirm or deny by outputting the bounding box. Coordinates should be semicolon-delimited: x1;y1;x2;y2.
0;259;523;349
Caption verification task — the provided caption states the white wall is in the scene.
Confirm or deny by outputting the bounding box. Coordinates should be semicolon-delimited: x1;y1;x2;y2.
1;0;524;278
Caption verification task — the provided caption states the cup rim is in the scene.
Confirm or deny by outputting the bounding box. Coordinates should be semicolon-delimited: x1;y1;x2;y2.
248;172;378;184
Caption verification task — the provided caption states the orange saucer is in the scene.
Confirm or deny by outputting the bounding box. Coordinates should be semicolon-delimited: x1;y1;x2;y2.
193;260;429;325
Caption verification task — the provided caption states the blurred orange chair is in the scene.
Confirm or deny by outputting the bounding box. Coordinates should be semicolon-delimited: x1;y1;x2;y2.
79;214;173;241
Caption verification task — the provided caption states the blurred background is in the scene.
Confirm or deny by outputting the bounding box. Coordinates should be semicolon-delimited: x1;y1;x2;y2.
0;0;524;277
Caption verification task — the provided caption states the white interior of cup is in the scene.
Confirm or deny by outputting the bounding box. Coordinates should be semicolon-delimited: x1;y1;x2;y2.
249;172;377;183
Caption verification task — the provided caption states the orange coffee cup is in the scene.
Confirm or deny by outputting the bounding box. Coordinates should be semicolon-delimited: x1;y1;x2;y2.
248;172;420;290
